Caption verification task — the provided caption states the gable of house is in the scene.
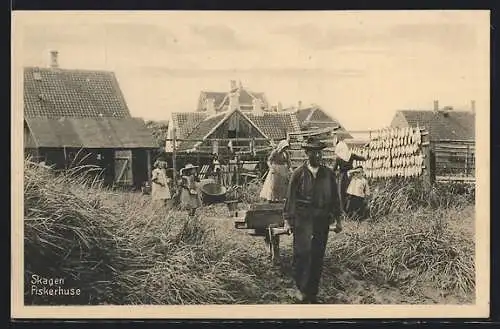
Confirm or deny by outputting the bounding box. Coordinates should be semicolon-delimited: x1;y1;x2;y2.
177;110;269;152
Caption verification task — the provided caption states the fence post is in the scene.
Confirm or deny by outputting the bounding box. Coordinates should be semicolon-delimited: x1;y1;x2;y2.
172;127;177;187
146;150;152;184
465;144;469;176
421;129;434;191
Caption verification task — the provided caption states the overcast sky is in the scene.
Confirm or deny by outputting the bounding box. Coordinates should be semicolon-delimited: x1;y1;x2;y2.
13;11;489;131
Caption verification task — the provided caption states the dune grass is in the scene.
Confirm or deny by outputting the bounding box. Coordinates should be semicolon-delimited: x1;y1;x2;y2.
23;159;475;305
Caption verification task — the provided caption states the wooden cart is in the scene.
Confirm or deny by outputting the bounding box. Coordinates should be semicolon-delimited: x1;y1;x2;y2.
228;201;290;264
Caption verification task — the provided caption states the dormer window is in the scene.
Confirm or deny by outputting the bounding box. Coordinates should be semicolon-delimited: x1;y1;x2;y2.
33;71;42;81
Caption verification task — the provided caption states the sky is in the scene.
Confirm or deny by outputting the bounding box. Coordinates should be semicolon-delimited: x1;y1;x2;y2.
13;10;490;131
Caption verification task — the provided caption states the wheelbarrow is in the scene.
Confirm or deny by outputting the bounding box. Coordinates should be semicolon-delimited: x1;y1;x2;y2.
200;182;227;205
233;202;291;264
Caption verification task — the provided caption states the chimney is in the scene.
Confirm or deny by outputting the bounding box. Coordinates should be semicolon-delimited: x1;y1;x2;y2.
471;100;476;113
229;89;240;111
239;80;243;89
252;98;262;112
277;102;283;112
230;80;237;92
205;98;216;115
298;100;302;110
433;100;439;112
49;50;59;68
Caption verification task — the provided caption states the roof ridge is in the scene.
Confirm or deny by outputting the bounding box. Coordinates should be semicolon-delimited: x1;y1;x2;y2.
24;66;116;74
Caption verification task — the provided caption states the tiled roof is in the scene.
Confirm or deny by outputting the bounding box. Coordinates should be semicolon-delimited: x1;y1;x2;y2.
295;108;315;123
177;112;229;151
309;107;333;121
171;112;208;139
24;67;131;118
246;112;301;140
398;110;475;141
295;106;352;139
176;110;302;152
25;117;157;148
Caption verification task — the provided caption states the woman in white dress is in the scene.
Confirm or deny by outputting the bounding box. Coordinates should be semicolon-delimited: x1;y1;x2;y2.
151;160;171;208
260;139;292;203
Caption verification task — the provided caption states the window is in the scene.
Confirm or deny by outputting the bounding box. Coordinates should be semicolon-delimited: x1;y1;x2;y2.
228;130;237;139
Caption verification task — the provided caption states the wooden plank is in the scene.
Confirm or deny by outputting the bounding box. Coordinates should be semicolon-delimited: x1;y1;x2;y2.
146;150;152;184
116;159;129;182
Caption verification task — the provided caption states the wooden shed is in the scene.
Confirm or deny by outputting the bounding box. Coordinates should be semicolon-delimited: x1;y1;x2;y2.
23;63;158;189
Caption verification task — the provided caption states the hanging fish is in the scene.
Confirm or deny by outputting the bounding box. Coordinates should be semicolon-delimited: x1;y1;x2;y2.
415;129;422;144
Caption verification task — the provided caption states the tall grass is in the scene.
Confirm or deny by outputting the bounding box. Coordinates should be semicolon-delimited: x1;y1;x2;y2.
325;206;475;302
24;159;269;305
23;158;475;305
368;178;474;220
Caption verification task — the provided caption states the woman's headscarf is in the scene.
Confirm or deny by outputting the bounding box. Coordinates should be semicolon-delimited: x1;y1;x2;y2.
275;139;290;153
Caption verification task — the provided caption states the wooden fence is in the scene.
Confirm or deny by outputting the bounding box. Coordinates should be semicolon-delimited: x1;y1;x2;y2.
165;126;475;189
432;140;475;183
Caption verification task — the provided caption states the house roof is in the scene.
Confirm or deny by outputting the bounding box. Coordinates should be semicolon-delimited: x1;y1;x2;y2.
199;92;228;109
23;66;157;149
198;87;268;111
170;112;208;139
294;106;353;139
24;67;131;118
176;109;301;152
25;117;157;149
397;110;475;141
178;112;229;151
246;112;301;140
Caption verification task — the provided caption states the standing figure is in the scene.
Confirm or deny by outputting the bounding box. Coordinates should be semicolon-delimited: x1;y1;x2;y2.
151;160;171;208
333;133;367;214
346;166;371;220
210;153;222;185
260;139;292;203
283;137;342;304
179;163;202;217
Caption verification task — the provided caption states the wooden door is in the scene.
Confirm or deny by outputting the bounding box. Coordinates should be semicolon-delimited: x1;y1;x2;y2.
114;150;133;186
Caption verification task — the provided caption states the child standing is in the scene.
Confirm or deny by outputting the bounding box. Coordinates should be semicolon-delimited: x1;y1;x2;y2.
151;160;171;208
179;163;202;217
346;166;370;220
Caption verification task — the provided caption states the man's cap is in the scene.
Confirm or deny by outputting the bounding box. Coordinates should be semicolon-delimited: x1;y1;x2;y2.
301;136;327;150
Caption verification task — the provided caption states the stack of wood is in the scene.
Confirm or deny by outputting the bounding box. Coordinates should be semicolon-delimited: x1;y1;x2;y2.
364;126;426;179
286;127;338;169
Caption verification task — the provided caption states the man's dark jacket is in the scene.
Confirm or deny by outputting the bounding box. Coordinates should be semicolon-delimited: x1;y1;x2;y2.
283;163;341;226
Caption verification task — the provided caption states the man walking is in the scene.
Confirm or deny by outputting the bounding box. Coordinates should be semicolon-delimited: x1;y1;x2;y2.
283;137;342;304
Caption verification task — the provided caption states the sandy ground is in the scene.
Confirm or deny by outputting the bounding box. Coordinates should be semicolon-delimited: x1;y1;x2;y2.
201;204;474;305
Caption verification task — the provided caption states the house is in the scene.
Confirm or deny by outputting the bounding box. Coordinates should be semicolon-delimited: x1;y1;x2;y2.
196;80;269;113
390;100;476;178
165;81;356;175
292;102;353;139
23;51;158;188
166;81;299;152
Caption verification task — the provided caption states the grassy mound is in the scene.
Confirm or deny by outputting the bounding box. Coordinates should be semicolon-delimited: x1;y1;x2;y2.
24;160;269;305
